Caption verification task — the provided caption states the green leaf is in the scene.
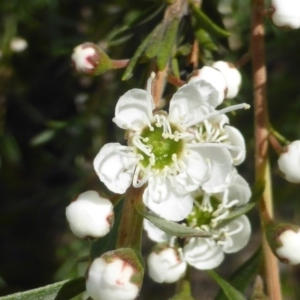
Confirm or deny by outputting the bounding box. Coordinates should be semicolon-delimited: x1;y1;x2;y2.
250;182;265;203
0;277;85;300
207;270;246;300
168;280;194;300
189;1;230;38
171;57;180;78
90;198;124;259
194;28;218;51
216;248;262;300
122;26;157;80
135;203;211;238
30;129;56;146
144;23;166;59
215;203;255;229
157;17;180;70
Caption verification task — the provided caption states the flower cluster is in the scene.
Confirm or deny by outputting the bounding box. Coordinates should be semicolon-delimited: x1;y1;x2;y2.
145;168;252;281
93;70;249;221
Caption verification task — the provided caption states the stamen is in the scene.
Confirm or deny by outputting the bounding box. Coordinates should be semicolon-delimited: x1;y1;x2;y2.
227;220;244;236
169;236;177;248
132;135;152;156
185;103;250;128
146;72;155;121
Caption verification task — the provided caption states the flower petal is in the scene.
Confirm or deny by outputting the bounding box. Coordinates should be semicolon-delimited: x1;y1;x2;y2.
93;143;136;194
113;89;153;131
223;215;251;253
224;125;246;165
143;176;193;221
168;80;218;127
143;219;172;243
192;146;232;193
183;237;224;270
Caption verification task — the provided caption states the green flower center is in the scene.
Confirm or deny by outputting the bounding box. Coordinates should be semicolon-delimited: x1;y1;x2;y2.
187;196;219;227
137;123;184;170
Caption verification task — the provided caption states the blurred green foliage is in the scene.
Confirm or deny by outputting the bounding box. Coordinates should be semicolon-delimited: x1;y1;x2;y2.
1;0;300;299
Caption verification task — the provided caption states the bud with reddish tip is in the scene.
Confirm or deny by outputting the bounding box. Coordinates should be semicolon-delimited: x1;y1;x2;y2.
147;244;187;283
278;140;300;183
266;222;300;265
65;190;114;239
71;42;112;75
86;248;144;300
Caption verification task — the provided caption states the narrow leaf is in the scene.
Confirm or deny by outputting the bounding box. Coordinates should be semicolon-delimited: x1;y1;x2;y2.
90;198;124;259
216;203;255;229
189;2;230;38
0;277;85;300
194;28;218;51
157;17;180;70
168;280;194;300
144;23;166;58
122;26;157;80
30;129;56;146
207;270;246;300
216;248;262;300
135;203;211;238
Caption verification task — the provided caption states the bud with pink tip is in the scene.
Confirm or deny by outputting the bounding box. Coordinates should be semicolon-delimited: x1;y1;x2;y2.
71;42;112;75
86;248;144;300
271;0;300;30
147;244;187;283
266;222;300;265
278;140;300;183
65;190;114;239
212;61;242;99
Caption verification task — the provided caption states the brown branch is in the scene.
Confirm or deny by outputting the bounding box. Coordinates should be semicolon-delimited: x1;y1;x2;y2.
250;1;282;299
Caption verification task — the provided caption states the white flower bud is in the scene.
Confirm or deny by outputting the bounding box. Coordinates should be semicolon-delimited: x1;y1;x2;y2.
147;245;187;283
188;66;227;105
276;229;300;265
271;0;300;30
86;249;143;300
278;140;300;183
71;42;112;75
10;37;28;53
266;222;300;265
212;61;242;99
65;190;114;239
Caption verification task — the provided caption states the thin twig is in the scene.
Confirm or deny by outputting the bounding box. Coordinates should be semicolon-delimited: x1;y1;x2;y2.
250;1;282;299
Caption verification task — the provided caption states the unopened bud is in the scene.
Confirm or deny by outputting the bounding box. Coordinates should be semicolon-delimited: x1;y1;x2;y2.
71;42;112;75
188;66;227;105
86;248;144;300
266;222;300;265
147;244;187;283
10;37;28;53
278;140;300;183
212;61;242;99
271;0;300;30
66;190;114;239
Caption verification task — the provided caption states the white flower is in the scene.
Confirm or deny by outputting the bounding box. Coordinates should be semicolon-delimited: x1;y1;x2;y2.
65;190;114;239
212;61;242;99
183;169;252;269
188;66;227;105
86;249;143;300
94;73;249;221
271;0;300;29
278;140;300;183
144;219;172;243
147;246;187;283
10;37;28;52
276;229;300;265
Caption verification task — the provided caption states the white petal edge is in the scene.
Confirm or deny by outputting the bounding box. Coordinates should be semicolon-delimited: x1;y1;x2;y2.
93;143;136;194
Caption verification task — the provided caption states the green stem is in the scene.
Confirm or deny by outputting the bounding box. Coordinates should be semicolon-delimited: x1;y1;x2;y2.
250;1;282;299
116;185;145;251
